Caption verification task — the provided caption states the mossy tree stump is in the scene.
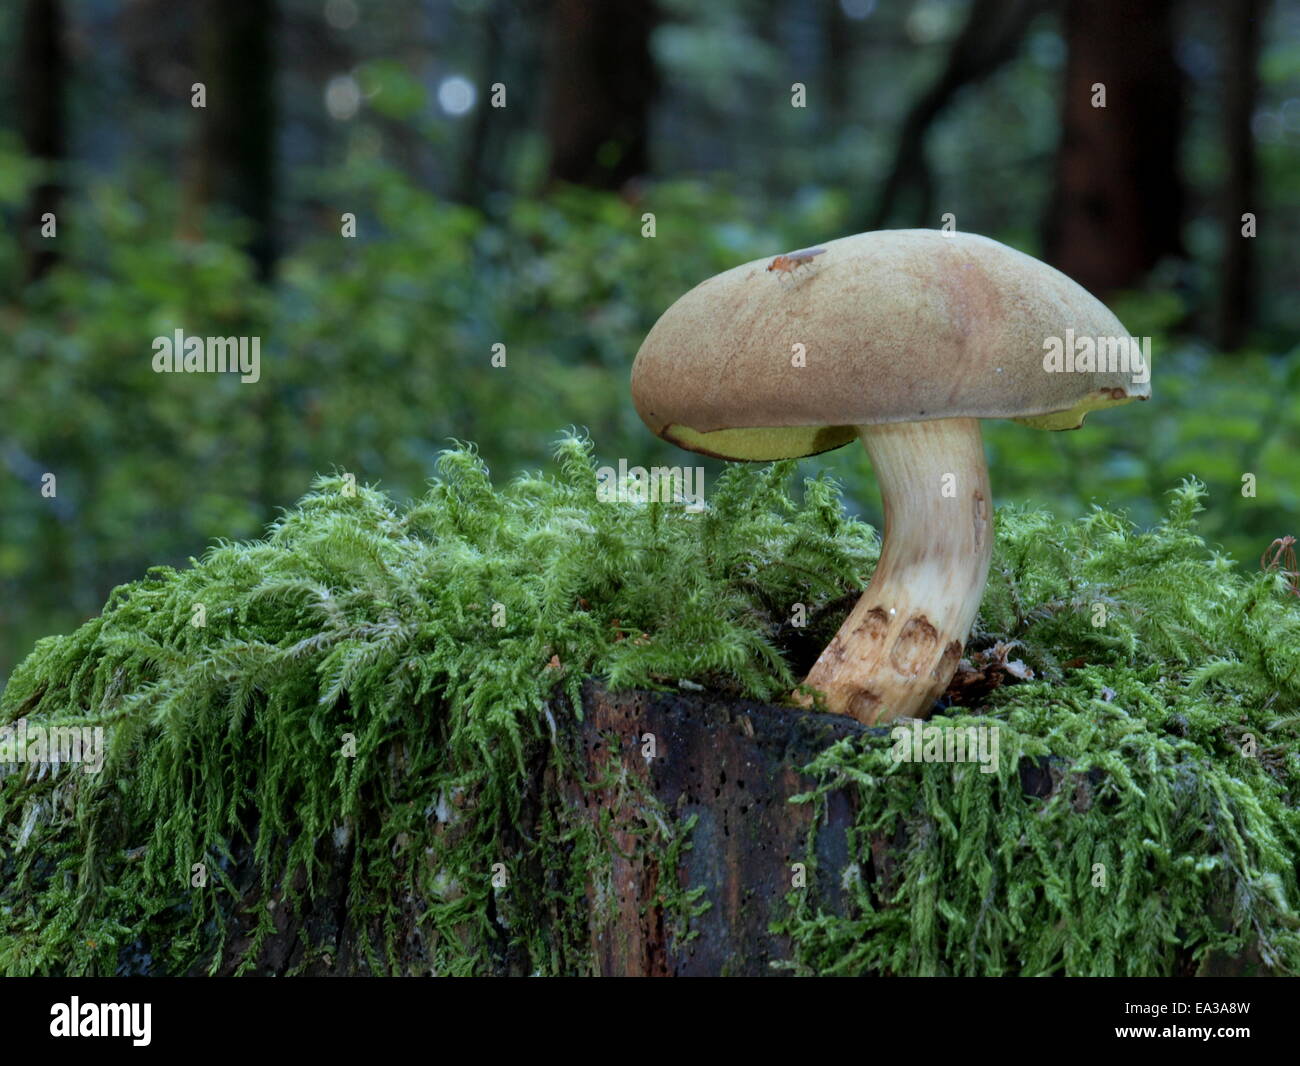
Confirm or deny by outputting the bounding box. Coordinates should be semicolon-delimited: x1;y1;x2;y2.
181;677;1266;978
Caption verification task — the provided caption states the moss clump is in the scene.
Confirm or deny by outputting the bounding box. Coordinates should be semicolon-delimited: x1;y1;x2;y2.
2;437;1297;976
780;483;1300;975
0;434;873;975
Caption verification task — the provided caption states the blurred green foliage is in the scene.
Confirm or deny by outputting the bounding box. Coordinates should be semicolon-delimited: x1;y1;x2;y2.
2;140;1299;679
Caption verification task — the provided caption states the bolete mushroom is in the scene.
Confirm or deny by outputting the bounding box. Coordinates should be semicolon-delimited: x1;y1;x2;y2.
631;229;1150;725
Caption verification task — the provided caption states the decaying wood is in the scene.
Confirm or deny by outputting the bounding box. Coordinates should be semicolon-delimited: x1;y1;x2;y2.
184;680;1257;977
564;680;871;976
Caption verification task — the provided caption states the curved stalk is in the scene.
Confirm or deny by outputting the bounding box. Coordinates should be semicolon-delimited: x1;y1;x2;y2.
796;417;993;724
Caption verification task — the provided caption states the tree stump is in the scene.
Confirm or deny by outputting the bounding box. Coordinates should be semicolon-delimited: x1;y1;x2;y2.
179;680;1256;977
565;681;872;976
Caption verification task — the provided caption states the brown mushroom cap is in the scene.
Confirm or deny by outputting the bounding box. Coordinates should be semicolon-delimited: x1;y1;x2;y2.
631;229;1150;461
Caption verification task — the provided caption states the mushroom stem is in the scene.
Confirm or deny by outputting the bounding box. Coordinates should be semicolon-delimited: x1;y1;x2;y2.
796;417;993;724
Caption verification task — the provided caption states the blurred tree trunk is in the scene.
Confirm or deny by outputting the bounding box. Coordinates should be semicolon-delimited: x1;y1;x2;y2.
1044;0;1185;295
18;0;65;283
1215;0;1268;351
825;0;852;123
868;0;1051;230
16;0;72;650
189;0;278;281
456;0;505;206
543;0;657;189
185;0;282;520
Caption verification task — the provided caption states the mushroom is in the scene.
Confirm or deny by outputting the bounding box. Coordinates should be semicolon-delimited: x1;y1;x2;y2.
630;230;1149;725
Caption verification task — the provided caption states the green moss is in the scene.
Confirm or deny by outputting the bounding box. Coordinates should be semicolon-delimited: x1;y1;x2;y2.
777;483;1300;975
2;440;1297;976
0;434;872;975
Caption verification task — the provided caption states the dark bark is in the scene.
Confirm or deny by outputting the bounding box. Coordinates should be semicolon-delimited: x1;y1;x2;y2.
1215;0;1268;351
542;0;657;189
18;0;66;283
868;0;1052;230
1043;0;1185;295
568;682;868;976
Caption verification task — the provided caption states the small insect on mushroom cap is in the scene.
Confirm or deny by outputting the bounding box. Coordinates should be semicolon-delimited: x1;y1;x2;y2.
767;246;828;273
